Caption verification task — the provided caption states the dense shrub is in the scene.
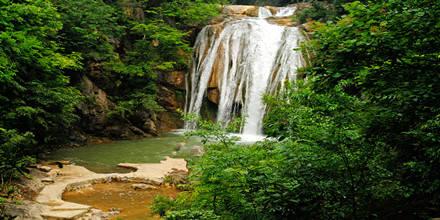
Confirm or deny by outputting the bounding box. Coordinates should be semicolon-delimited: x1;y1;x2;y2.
296;1;338;23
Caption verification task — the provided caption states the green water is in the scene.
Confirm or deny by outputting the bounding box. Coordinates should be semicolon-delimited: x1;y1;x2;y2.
48;133;199;173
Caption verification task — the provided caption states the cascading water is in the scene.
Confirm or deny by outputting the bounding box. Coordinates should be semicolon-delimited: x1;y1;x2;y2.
258;7;273;18
274;7;296;17
185;6;304;141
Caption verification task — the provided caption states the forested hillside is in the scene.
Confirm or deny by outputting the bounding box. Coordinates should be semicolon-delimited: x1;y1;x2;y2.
0;0;224;190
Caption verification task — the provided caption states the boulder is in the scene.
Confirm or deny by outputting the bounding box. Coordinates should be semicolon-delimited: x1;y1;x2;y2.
1;201;44;220
131;184;157;191
165;169;189;186
37;165;51;173
175;142;185;151
47;169;60;178
191;145;204;156
143;119;158;136
157;111;184;131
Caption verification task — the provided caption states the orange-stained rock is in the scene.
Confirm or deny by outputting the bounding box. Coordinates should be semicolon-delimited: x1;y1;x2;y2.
207;88;220;104
266;6;278;15
161;71;185;90
222;5;258;17
267;17;296;27
208;44;225;89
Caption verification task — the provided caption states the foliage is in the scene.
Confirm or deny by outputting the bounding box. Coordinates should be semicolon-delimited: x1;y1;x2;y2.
0;0;82;145
232;0;353;7
303;0;440;216
152;193;195;216
0;129;36;184
296;1;338;23
165;209;220;220
52;0;224;123
158;0;224;27
53;0;123;62
108;92;163;120
183;114;239;147
152;195;177;216
0;0;223;183
264;82;407;218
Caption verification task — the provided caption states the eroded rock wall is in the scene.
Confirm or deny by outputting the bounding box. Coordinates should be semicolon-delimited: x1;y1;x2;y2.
70;71;185;144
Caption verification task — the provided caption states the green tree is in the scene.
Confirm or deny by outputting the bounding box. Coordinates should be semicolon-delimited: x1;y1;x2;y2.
303;0;440;216
0;0;82;145
53;0;123;62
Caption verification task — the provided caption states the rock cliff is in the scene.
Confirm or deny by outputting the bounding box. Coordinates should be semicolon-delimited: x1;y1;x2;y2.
70;71;185;144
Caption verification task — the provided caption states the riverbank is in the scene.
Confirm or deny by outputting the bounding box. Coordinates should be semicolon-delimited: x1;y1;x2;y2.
1;157;187;219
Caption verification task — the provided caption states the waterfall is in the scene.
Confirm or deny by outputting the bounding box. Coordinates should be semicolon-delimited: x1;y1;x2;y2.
258;7;273;18
185;6;304;140
274;7;296;17
257;6;296;18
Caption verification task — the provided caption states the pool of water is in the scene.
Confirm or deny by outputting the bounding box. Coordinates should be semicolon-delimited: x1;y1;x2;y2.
48;133;199;173
63;182;178;220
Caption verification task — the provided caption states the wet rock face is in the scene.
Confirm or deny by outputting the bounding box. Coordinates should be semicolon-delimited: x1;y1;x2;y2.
155;83;185;132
